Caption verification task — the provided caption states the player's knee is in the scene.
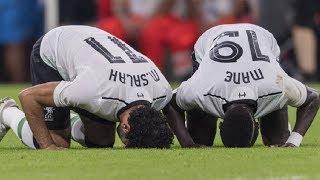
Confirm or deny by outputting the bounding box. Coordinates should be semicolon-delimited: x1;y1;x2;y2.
18;88;33;102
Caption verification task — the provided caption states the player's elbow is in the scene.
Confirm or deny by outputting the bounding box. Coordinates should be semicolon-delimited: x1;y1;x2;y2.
305;89;320;108
19;88;34;103
314;91;320;107
310;90;320;104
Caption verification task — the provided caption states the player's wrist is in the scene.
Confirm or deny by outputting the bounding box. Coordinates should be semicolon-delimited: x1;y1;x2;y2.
285;132;303;147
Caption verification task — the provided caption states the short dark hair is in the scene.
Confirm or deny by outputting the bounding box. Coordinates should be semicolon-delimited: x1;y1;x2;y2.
126;106;174;148
220;104;257;147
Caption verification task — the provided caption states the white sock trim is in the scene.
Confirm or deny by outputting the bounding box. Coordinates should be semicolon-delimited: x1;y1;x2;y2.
20;122;36;149
71;118;85;145
3;107;36;149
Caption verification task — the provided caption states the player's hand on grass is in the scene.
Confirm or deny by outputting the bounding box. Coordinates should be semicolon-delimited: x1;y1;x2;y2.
44;144;66;150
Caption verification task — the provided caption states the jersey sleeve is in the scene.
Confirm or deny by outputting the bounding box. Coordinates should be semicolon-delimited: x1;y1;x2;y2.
268;28;307;107
150;70;173;111
175;81;198;111
152;84;173;111
282;76;307;107
276;66;307;107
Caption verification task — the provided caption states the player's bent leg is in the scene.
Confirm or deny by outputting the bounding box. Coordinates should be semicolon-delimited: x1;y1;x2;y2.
82;116;116;148
186;109;218;146
83;116;116;148
71;109;116;148
0;98;37;149
0;98;71;149
259;106;290;146
249;121;260;146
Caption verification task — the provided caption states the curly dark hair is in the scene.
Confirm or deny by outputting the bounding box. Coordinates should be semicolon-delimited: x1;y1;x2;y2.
220;104;257;147
126;106;174;148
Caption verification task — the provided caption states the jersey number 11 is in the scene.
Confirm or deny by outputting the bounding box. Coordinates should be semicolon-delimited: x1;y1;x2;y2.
84;36;148;63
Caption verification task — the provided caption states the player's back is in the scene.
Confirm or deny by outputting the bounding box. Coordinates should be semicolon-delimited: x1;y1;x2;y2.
41;25;158;81
41;25;172;121
188;24;287;117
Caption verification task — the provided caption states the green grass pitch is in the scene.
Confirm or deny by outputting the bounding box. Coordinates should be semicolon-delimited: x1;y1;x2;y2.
0;84;320;180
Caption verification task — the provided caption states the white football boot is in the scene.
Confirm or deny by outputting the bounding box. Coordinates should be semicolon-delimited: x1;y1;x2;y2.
0;97;18;142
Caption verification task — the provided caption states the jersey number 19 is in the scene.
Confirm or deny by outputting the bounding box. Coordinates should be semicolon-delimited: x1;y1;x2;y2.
210;30;270;63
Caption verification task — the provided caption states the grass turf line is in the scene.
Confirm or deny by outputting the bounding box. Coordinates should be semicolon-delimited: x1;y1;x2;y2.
0;84;319;180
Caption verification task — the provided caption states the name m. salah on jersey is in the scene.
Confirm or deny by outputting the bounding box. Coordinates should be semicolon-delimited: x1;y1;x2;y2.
109;68;160;87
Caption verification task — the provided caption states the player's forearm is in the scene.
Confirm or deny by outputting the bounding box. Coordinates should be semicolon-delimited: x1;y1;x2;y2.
294;90;320;136
286;88;320;147
19;91;55;148
164;105;196;147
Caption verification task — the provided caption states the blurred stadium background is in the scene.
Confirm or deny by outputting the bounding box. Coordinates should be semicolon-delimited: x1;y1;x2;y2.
0;0;319;83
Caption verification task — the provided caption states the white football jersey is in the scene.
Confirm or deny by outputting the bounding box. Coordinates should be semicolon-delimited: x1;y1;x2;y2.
40;25;172;122
176;24;307;118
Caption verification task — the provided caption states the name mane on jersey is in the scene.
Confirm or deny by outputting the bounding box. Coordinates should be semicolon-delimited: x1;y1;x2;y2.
224;68;264;84
109;69;160;87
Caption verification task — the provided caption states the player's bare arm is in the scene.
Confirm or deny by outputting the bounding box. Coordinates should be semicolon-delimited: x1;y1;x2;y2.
284;87;320;147
163;96;198;148
19;82;61;150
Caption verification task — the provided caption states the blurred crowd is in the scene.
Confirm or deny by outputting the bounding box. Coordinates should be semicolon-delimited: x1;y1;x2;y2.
0;0;319;82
